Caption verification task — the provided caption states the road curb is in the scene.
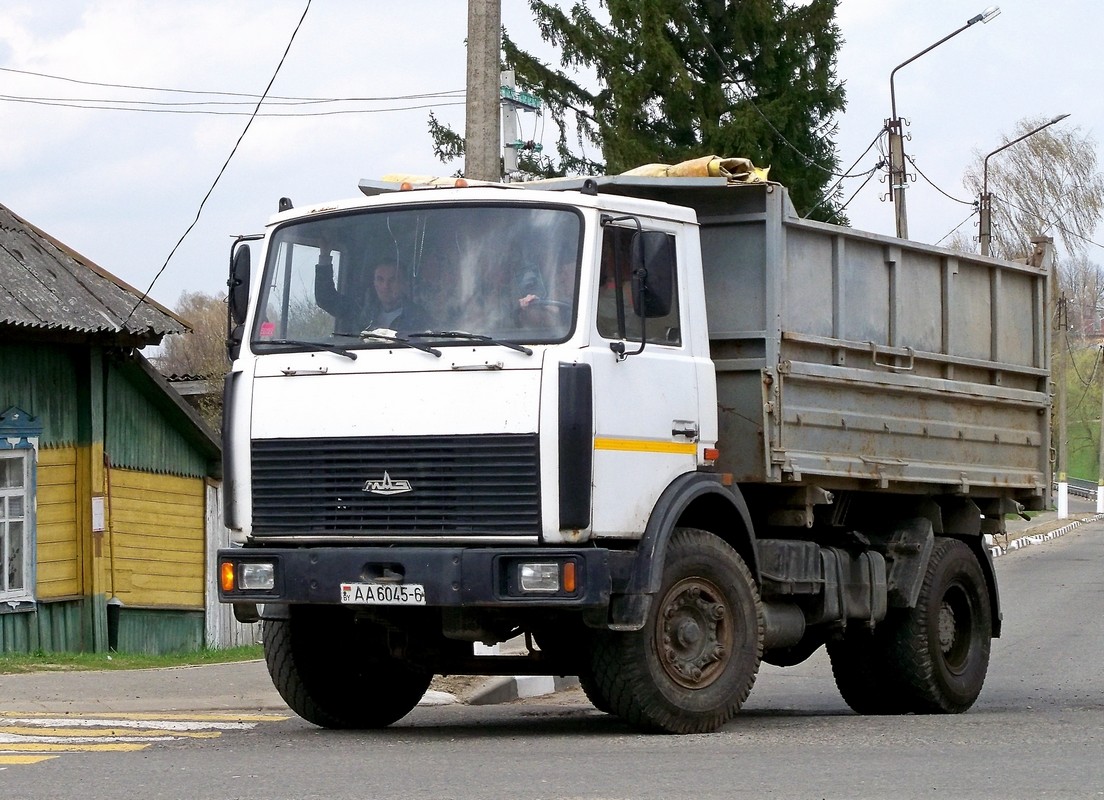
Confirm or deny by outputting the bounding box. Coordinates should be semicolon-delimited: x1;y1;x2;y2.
988;513;1104;558
466;675;580;706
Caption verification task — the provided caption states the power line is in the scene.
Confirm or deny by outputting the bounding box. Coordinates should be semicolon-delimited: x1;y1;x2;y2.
905;154;974;206
934;210;978;246
997;195;1104;252
803;128;886;218
835;168;880;216
0;64;463;103
0;93;465;117
123;0;314;326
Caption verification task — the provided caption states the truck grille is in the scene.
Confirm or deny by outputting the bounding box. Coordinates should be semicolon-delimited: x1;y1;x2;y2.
250;434;540;537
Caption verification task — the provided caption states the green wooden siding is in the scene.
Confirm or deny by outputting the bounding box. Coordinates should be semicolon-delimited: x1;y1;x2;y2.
115;607;204;654
105;360;208;477
0;599;84;653
0;344;81;446
0;602;204;655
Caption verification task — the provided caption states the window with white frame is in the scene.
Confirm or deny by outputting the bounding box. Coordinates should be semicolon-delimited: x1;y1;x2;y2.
0;449;32;602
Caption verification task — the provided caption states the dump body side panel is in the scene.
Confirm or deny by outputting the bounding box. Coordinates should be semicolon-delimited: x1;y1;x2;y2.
698;184;1048;504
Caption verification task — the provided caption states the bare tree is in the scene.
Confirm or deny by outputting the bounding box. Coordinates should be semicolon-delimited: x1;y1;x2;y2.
159;291;229;431
1061;254;1104;337
961;115;1104;261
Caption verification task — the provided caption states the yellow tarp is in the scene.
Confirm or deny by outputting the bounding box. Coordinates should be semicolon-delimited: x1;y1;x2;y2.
620;155;770;183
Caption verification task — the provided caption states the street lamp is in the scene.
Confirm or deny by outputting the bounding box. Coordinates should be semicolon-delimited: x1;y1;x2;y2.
887;6;1001;239
979;113;1070;256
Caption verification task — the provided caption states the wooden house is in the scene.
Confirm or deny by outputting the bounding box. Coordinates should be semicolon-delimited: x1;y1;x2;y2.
0;201;249;654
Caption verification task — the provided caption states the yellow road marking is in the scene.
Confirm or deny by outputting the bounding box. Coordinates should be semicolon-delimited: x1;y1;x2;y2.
0;742;150;752
0;726;220;739
0;711;287;723
594;436;697;455
0;755;58;764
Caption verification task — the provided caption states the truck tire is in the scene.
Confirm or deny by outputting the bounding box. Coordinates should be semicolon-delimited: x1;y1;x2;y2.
534;627;611;714
827;627;910;715
577;671;613;714
263;611;432;729
891;537;992;713
590;528;763;733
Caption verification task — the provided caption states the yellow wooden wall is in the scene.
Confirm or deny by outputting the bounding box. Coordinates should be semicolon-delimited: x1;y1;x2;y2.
33;448;206;610
108;468;205;609
35;445;81;599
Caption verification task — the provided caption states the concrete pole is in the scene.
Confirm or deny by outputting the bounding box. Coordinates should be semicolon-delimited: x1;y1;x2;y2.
501;70;519;180
978;192;992;256
1041;236;1069;519
464;0;501;182
1098;343;1104;513
888;119;909;240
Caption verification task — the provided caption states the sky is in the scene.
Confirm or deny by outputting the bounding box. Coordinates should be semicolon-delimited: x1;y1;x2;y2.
1;0;1101;319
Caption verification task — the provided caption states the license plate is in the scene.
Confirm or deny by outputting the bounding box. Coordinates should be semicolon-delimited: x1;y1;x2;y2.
340;582;426;606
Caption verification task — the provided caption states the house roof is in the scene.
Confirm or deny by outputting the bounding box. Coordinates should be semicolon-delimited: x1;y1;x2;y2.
0;202;189;346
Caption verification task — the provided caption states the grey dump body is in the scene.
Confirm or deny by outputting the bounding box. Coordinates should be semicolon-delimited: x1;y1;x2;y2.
563;177;1050;508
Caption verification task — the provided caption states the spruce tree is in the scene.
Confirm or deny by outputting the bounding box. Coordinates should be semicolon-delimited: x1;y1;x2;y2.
431;1;847;219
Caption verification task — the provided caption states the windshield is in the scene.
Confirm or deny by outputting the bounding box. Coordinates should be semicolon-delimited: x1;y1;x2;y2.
251;203;582;350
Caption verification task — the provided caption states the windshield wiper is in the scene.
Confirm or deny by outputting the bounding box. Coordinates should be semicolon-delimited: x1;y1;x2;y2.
408;330;533;356
262;338;357;360
355;329;442;357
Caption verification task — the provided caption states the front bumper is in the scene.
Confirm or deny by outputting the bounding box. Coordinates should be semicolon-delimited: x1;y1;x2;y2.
217;545;614;610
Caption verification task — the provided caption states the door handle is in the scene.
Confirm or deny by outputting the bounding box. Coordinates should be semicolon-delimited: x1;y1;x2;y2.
672;420;699;440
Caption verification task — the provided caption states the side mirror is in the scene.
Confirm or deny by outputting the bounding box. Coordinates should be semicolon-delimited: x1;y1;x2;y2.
630;231;675;318
228;244;251;326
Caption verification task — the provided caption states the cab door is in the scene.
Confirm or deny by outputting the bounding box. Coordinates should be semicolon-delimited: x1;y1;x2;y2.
587;220;701;538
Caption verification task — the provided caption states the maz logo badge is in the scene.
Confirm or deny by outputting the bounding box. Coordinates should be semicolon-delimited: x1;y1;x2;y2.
363;471;413;495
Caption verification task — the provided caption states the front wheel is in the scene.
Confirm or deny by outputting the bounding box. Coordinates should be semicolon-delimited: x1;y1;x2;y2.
590;528;763;733
264;608;432;729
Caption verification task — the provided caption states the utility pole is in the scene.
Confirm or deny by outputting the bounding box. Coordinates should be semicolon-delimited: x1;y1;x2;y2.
1098;341;1104;513
886;119;909;240
500;70;520;179
499;70;543;182
1036;235;1068;518
464;0;501;182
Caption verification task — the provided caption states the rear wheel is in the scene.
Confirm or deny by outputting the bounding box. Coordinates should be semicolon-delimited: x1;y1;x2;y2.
590;528;763;733
828;537;992;715
827;626;910;715
892;538;992;712
264;608;431;729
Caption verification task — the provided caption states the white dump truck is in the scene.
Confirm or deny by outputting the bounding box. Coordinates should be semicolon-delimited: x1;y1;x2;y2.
217;172;1050;733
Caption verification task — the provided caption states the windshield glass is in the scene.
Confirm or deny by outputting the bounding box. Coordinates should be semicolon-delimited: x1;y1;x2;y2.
251;203;581;349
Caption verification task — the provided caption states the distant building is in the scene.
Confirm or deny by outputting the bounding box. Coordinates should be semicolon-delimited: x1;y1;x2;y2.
0;201;252;654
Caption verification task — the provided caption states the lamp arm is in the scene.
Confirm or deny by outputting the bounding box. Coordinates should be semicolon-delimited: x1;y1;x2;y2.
889;23;970;121
982;114;1070;195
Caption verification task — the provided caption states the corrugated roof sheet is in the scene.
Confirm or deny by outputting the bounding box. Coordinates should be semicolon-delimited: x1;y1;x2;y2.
0;201;188;343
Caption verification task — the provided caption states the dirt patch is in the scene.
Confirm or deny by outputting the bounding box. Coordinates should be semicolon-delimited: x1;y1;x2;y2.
429;674;495;702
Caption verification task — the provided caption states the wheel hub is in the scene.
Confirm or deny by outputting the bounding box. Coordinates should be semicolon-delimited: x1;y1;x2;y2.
938;583;975;673
656;578;733;689
938;602;957;652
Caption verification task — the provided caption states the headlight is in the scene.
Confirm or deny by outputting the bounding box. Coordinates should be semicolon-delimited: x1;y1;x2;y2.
519;562;561;592
239;562;275;591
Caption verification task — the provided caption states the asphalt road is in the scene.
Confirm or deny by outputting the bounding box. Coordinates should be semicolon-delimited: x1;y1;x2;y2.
2;520;1102;800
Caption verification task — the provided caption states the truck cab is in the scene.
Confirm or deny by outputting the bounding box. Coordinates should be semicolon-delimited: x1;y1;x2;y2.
219;176;1048;734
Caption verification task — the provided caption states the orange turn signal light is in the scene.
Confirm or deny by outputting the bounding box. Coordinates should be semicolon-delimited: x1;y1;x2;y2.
562;561;577;593
220;562;236;593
